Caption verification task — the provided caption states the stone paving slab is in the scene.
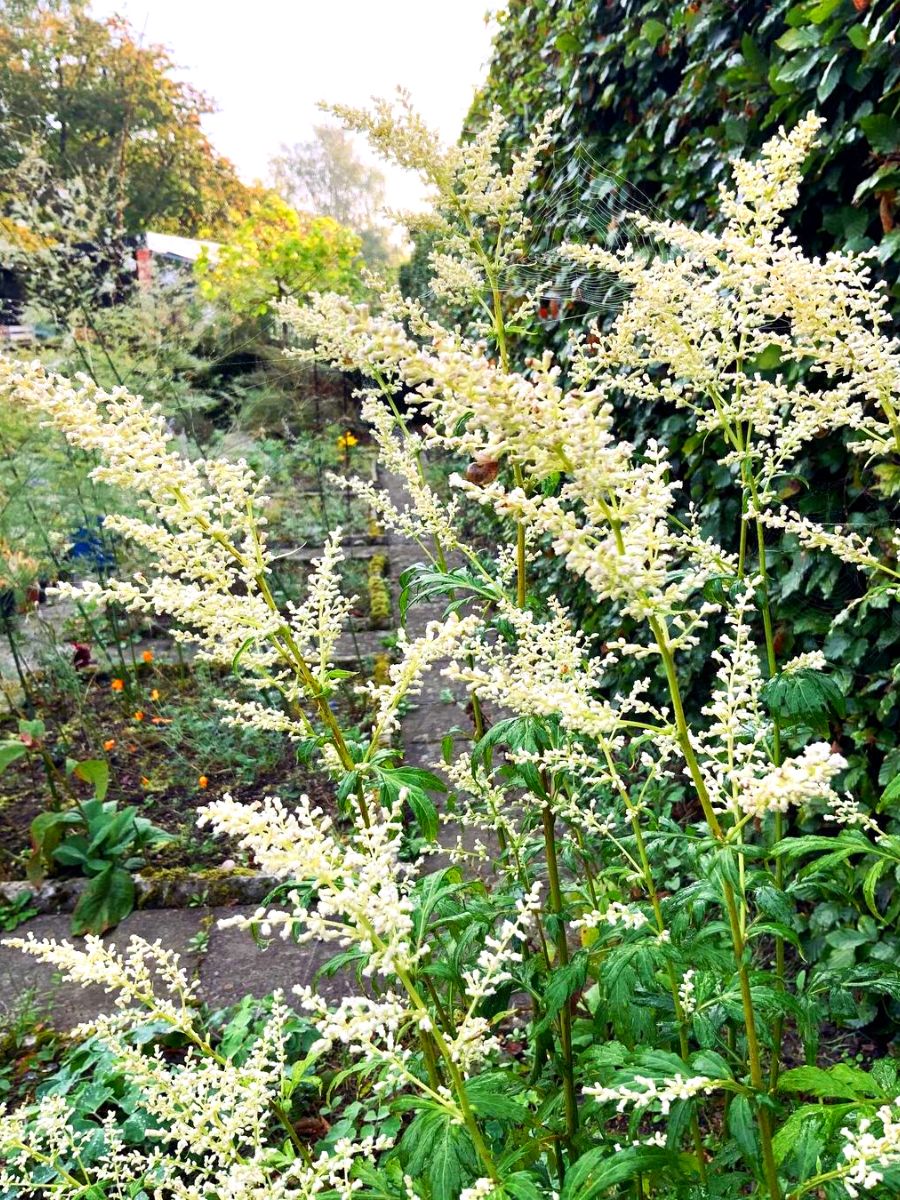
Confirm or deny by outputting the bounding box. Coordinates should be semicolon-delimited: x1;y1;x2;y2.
0;908;206;1030
200;912;348;1011
0;905;348;1030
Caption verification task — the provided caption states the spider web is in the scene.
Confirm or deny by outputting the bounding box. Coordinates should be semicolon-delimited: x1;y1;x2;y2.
427;146;672;325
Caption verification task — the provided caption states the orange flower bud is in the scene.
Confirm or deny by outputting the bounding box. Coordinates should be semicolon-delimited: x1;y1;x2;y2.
133;710;145;721
142;650;154;663
111;678;124;692
198;775;208;789
103;738;116;751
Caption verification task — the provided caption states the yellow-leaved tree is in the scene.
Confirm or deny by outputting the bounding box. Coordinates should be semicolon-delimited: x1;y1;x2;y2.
195;193;364;318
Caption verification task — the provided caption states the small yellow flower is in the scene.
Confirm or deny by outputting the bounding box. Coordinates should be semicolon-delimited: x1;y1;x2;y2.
337;430;358;450
150;688;160;701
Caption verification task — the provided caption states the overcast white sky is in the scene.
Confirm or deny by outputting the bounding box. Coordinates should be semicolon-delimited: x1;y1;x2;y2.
92;1;499;212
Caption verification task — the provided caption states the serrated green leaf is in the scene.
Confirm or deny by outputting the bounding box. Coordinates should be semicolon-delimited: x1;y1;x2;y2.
863;858;891;920
777;1064;880;1100
502;1173;545;1200
747;920;804;953
400;1107;478;1200
466;1073;527;1120
561;1145;680;1199
398;563;501;623
472;716;549;773
406;788;438;841
878;774;900;810
536;950;589;1034
761;669;845;732
691;1049;733;1079
728;1095;760;1178
384;766;447;794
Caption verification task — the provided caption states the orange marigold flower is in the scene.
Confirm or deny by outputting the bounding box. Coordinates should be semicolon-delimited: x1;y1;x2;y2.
103;738;116;751
140;776;150;787
142;650;154;663
150;688;160;701
198;775;209;789
111;678;124;692
133;710;145;721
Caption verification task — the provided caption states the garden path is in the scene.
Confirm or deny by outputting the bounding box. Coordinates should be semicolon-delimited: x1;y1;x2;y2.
0;461;483;1027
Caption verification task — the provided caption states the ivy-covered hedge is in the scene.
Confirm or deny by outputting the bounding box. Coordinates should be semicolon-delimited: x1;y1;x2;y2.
470;0;899;285
454;0;900;805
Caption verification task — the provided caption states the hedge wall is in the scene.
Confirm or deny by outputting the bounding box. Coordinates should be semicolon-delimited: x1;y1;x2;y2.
451;0;900;805
469;0;899;288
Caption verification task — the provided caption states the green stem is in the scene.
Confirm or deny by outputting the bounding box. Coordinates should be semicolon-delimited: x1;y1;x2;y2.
394;963;500;1183
419;1027;443;1091
487;278;527;610
2;614;33;710
650;617;781;1199
541;803;579;1150
512;464;527;609
741;467;787;1088
628;810;708;1184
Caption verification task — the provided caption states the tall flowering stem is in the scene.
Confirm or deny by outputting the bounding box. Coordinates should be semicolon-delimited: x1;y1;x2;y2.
650;615;781;1198
5;100;900;1200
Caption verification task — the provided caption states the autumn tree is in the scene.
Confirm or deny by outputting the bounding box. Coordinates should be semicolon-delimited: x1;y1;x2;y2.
195;193;364;319
0;0;253;235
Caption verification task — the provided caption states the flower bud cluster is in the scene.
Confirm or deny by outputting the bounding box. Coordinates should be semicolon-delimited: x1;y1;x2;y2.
199;793;419;978
584;1073;717;1115
840;1100;900;1197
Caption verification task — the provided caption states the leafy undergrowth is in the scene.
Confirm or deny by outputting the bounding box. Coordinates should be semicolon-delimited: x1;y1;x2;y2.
0;664;350;881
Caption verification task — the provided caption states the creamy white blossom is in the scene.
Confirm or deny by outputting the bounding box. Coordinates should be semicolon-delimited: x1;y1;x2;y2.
573;902;649;933
585;1073;718;1115
840;1100;900;1197
199;792;420;977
